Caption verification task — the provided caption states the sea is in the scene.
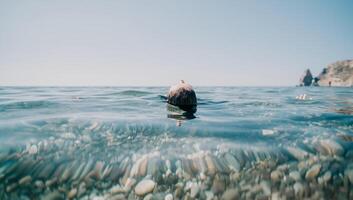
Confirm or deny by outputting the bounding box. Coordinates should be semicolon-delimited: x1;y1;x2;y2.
0;86;352;199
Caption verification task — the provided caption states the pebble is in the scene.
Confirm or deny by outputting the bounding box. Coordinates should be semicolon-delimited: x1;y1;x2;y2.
139;157;148;176
165;193;173;200
19;175;32;186
45;178;57;187
174;187;183;199
270;170;283;182
221;188;239;200
212;176;225;194
67;188;77;199
289;171;301;181
293;182;304;197
190;182;200;198
134;179;156;196
110;194;125;200
42;191;64;200
260;181;271;196
322;171;332;182
143;194;153;200
111;185;126;194
319;140;344;156
224;153;241;172
77;182;86;197
124;177;136;191
286;147;308;160
205;156;217;175
305;164;321;180
6;183;17;192
34;180;45;189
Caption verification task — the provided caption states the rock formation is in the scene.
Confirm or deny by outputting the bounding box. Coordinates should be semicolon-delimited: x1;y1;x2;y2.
317;59;353;87
299;69;313;86
299;59;353;87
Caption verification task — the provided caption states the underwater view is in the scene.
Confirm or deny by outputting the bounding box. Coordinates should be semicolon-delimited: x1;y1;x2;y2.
0;87;352;200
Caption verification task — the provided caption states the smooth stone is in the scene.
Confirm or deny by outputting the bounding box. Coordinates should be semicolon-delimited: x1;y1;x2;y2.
345;168;353;183
190;182;200;198
77;182;86;197
139;157;148;176
72;162;85;180
211;176;225;194
305;164;321;180
205;156;217;175
322;171;332;182
124;178;136;190
293;182;304;197
110;194;126;200
34;180;45;189
221;189;239;200
143;194;153;200
147;158;159;176
45;178;57;187
192;157;207;174
184;181;193;192
111;185;126;194
60;167;72;182
174;187;183;199
164;193;173;200
270;170;283;182
260;181;271;196
271;192;280;200
134;179;156;196
319;140;344;156
19;175;32;186
224;153;241;172
286;147;308;160
6;183;17;192
130;157;143;177
42;191;64;200
289;171;301;181
67;188;77;199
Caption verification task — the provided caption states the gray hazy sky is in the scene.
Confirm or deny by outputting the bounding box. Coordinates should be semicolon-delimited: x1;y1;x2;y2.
1;0;353;86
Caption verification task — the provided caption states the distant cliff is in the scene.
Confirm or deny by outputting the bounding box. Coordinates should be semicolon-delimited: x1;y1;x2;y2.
299;59;353;87
317;60;353;87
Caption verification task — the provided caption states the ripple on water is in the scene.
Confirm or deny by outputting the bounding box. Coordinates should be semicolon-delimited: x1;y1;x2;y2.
0;87;352;199
0;100;57;112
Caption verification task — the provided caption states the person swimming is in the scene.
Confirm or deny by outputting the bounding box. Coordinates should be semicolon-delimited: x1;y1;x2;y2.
166;80;197;126
167;80;197;113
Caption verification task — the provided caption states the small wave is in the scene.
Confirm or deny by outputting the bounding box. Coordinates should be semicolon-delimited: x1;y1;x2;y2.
237;101;281;107
0;100;56;112
197;98;229;105
106;90;153;97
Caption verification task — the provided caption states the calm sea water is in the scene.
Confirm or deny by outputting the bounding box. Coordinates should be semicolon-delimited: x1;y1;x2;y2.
0;87;352;199
0;87;352;151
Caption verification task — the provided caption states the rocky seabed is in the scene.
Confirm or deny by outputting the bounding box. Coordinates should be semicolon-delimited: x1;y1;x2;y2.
1;129;353;200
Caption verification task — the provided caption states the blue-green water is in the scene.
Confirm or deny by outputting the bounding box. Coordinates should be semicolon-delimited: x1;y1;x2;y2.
0;87;352;199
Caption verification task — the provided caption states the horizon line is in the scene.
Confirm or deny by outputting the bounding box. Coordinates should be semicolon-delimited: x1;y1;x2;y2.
0;85;297;87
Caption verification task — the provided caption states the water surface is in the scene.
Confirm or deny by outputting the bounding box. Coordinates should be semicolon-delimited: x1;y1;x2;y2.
0;87;352;199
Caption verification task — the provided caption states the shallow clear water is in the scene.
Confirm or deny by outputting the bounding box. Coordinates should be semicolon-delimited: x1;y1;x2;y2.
0;87;353;199
0;87;352;151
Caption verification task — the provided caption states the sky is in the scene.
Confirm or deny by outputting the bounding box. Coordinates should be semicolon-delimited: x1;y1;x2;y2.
1;0;353;86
